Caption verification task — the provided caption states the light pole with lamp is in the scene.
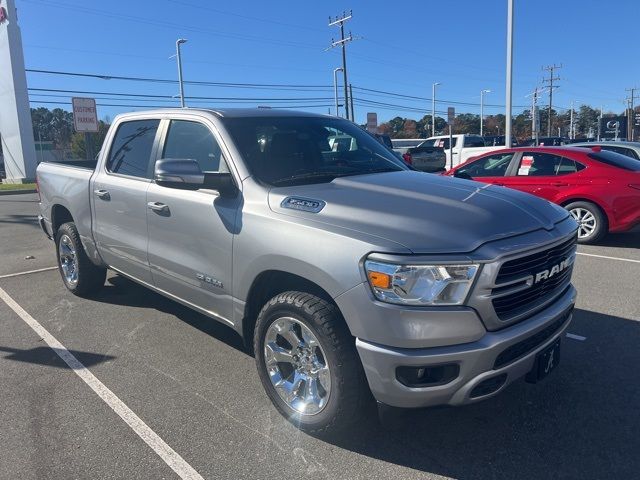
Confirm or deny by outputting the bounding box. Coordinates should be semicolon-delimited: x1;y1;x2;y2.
175;38;187;107
432;82;441;136
480;89;491;136
333;67;344;116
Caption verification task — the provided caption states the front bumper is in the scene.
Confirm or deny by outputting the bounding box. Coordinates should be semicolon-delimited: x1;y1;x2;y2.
355;285;576;408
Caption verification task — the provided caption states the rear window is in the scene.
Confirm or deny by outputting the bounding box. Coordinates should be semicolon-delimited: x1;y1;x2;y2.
588;150;640;171
464;136;486;147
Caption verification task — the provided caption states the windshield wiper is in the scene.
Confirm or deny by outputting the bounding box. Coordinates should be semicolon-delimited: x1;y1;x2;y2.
271;171;346;186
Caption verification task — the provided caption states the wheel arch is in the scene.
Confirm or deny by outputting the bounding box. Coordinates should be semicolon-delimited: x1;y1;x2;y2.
559;197;610;229
51;204;74;234
241;270;344;352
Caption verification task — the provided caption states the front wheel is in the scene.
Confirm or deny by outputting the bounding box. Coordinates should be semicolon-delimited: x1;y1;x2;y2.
55;222;107;296
565;201;607;244
254;291;370;434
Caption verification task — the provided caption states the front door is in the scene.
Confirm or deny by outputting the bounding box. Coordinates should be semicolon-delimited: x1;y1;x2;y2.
146;118;239;323
92;118;161;284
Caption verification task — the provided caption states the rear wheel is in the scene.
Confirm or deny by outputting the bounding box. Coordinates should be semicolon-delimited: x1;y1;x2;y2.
565;201;607;244
254;291;370;434
55;222;106;296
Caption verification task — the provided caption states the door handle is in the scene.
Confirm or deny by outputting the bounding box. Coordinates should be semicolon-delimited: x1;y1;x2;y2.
94;189;110;199
551;182;568;187
147;201;169;213
494;182;505;186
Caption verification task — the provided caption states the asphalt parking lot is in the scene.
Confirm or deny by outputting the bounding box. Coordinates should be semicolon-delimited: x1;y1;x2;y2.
1;192;638;480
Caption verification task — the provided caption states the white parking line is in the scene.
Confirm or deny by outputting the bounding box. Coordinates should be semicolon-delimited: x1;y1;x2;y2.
566;333;587;341
576;252;640;264
0;266;58;279
0;286;204;480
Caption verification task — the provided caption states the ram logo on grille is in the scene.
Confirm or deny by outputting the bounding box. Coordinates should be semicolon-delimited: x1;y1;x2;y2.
534;255;575;284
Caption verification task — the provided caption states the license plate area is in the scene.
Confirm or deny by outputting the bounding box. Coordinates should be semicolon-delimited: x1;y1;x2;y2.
525;338;561;383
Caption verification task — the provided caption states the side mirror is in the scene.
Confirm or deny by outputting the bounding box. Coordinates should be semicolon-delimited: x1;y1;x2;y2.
154;159;238;197
155;159;204;190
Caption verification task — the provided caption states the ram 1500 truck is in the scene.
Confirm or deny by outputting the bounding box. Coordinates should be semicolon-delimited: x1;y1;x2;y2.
37;109;578;433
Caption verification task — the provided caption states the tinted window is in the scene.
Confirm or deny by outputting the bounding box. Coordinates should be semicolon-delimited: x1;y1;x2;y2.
464;136;486;147
517;152;564;176
392;140;424;148
599;145;640;159
107;119;160;178
457;152;514;177
224;116;407;186
162;120;226;172
588;150;640;171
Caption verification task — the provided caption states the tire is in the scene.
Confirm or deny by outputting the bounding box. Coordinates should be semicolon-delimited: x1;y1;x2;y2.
55;222;106;296
254;291;371;434
565;201;607;244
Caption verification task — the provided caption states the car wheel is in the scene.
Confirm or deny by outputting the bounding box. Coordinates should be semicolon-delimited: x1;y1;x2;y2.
55;222;107;296
565;201;607;244
254;291;371;434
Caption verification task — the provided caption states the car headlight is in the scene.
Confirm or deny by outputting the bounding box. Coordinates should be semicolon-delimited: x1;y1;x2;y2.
364;260;479;306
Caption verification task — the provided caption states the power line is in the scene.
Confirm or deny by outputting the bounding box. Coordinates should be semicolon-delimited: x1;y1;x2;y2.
328;11;355;121
30;100;336;110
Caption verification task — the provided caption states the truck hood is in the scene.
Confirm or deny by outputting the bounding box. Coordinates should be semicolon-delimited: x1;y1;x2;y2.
268;171;569;254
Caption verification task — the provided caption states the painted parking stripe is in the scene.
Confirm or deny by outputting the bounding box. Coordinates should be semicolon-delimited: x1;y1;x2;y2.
0;266;58;279
0;286;204;480
576;252;640;264
566;333;587;341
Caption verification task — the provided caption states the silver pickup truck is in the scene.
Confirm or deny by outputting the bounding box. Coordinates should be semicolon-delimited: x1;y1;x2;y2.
37;108;578;433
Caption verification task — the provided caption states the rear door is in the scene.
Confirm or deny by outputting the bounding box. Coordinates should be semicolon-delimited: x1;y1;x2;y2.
501;151;583;202
92;117;161;284
146;117;239;323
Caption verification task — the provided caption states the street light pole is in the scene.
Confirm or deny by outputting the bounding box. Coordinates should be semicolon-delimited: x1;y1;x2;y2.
480;89;491;136
598;105;604;141
504;0;514;148
333;67;343;116
432;82;441;136
176;38;187;108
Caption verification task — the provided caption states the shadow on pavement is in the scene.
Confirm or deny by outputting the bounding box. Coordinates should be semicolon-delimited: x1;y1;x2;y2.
318;308;640;479
590;227;640;249
0;213;39;228
89;274;247;354
0;345;115;369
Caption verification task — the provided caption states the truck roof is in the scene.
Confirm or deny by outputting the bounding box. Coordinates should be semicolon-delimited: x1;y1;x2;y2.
113;107;331;121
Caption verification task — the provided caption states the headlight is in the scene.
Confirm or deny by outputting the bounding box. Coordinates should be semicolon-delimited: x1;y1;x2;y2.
364;260;479;306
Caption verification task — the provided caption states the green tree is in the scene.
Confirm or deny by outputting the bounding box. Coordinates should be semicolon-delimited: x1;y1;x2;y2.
31;107;75;148
70;120;110;159
576;105;599;138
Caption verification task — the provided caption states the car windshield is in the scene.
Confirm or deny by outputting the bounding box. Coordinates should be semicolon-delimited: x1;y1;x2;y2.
588;150;640;171
224;116;408;186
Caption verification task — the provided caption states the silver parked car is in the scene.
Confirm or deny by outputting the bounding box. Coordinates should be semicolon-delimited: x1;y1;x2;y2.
37;109;578;433
569;141;640;159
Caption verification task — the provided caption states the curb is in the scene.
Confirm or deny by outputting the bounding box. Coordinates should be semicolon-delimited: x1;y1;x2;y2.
0;189;37;196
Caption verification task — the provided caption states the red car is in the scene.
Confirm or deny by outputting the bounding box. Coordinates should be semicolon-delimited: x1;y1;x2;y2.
445;146;640;243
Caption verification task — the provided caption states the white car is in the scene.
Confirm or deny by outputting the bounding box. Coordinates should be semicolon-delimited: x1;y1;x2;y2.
422;134;503;168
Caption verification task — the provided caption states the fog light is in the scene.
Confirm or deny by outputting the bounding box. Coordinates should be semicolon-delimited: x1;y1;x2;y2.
396;364;459;388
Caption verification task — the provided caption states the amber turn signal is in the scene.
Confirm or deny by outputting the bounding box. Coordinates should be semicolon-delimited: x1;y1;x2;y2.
368;271;391;289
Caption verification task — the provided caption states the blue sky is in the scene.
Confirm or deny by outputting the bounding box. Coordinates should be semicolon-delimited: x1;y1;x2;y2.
18;0;640;123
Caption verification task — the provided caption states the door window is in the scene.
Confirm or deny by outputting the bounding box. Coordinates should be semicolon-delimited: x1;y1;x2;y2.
600;145;640;159
463;136;486;147
162;120;227;172
517;152;565;176
106;119;160;178
457;152;514;177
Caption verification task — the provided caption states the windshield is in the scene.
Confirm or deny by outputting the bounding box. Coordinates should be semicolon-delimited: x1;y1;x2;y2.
224;116;408;186
588;150;640;171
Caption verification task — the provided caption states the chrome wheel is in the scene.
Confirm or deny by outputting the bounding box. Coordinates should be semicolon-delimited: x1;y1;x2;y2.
58;234;78;287
263;317;331;415
570;207;597;239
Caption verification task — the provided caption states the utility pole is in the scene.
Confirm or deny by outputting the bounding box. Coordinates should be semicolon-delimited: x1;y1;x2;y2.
328;11;353;121
625;87;637;141
504;0;514;148
542;63;562;136
526;87;542;145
